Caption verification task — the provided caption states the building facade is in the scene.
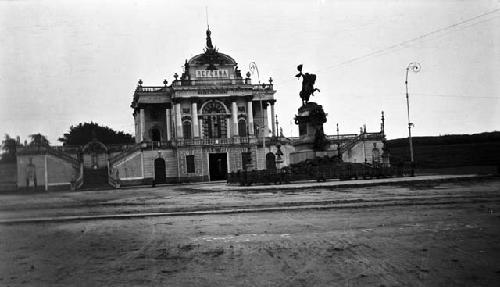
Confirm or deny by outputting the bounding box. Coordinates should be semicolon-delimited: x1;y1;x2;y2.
111;29;277;184
14;28;387;190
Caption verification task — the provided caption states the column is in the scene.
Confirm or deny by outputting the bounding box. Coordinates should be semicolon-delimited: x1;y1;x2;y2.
140;108;145;142
231;101;238;136
263;103;269;137
270;102;276;137
191;102;199;138
165;108;171;141
175;103;182;138
226;118;231;138
135;113;140;143
198;119;203;138
247;101;254;136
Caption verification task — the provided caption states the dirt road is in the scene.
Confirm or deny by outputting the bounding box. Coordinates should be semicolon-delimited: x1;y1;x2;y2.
0;178;499;286
0;176;498;222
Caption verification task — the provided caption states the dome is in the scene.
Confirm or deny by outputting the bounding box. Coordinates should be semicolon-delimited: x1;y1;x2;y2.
188;50;236;66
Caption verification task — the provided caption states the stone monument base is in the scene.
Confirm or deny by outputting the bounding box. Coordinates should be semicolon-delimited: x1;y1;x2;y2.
293;102;328;152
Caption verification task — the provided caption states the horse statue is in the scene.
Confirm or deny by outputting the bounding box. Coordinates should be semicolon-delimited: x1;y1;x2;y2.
295;64;320;106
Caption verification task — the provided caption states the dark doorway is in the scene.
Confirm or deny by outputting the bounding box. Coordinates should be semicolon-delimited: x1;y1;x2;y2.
183;121;192;139
152;128;161;142
238;119;247;136
266;152;276;170
209;153;227;181
154;158;166;184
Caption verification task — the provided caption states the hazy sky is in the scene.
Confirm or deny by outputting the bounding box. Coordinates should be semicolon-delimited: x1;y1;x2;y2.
1;0;499;144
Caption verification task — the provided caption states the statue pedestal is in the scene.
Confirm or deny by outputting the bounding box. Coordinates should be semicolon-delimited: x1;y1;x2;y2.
293;102;327;152
289;102;336;165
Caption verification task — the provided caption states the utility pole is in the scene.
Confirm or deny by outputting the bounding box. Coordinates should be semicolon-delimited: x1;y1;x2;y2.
336;123;340;160
405;62;421;176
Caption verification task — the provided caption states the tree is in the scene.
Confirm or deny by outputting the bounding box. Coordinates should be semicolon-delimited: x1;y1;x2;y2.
1;134;18;162
58;122;134;146
28;133;50;147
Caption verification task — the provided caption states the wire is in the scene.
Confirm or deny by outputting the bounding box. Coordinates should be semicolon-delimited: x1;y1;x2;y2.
410;93;500;100
316;8;500;73
271;8;499;83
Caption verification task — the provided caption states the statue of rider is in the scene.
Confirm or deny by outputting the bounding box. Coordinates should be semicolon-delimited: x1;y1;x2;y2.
295;64;320;106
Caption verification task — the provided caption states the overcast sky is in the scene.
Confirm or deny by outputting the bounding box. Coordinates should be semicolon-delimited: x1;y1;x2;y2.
1;0;499;144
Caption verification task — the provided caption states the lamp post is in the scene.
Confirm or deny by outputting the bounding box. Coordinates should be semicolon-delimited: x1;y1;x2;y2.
405;62;421;176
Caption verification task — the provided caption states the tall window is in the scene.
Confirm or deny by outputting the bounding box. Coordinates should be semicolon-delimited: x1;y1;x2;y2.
202;101;228;139
183;121;192;139
186;155;195;173
238;119;247;137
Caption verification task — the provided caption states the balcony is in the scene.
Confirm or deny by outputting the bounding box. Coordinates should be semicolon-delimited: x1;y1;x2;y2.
175;137;254;147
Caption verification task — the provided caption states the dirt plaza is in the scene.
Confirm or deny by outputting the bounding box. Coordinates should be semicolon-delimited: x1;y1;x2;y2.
1;177;499;286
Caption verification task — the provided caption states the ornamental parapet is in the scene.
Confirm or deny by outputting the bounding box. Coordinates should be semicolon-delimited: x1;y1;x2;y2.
174;137;253;147
137;137;256;148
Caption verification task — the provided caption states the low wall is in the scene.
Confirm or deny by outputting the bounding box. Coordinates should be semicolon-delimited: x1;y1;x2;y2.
17;154;79;191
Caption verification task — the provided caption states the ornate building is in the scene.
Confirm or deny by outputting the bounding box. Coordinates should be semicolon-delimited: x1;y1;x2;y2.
112;28;277;184
14;28;387;191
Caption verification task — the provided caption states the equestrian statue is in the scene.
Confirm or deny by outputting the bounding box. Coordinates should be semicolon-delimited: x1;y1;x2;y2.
295;64;320;106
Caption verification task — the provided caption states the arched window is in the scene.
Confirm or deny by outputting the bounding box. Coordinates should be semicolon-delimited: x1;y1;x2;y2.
238;119;247;137
183;120;192;139
201;100;228;139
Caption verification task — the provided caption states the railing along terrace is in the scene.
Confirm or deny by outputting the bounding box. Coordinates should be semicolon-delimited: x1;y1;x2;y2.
326;132;383;143
135;86;167;93
326;134;358;141
252;83;274;90
174;137;251;147
141;141;174;149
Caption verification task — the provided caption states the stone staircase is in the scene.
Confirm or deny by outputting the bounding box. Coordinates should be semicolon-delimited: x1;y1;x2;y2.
81;167;110;190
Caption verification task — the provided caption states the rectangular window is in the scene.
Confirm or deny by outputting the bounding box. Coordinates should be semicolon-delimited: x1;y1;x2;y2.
186;155;195;173
241;152;252;168
238;106;246;113
182;108;191;114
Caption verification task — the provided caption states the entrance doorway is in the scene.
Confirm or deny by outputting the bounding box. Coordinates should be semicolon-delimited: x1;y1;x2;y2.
151;128;161;142
154;158;166;184
209;153;227;181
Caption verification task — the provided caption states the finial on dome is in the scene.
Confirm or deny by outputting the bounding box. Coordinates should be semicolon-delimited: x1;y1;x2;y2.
205;7;214;50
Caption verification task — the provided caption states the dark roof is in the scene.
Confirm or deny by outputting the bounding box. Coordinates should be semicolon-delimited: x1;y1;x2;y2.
188;49;236;66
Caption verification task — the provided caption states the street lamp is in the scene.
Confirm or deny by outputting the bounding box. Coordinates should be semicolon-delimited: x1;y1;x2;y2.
405;62;421;176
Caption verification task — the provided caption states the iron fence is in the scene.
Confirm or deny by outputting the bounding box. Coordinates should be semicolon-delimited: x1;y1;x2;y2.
228;161;414;186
